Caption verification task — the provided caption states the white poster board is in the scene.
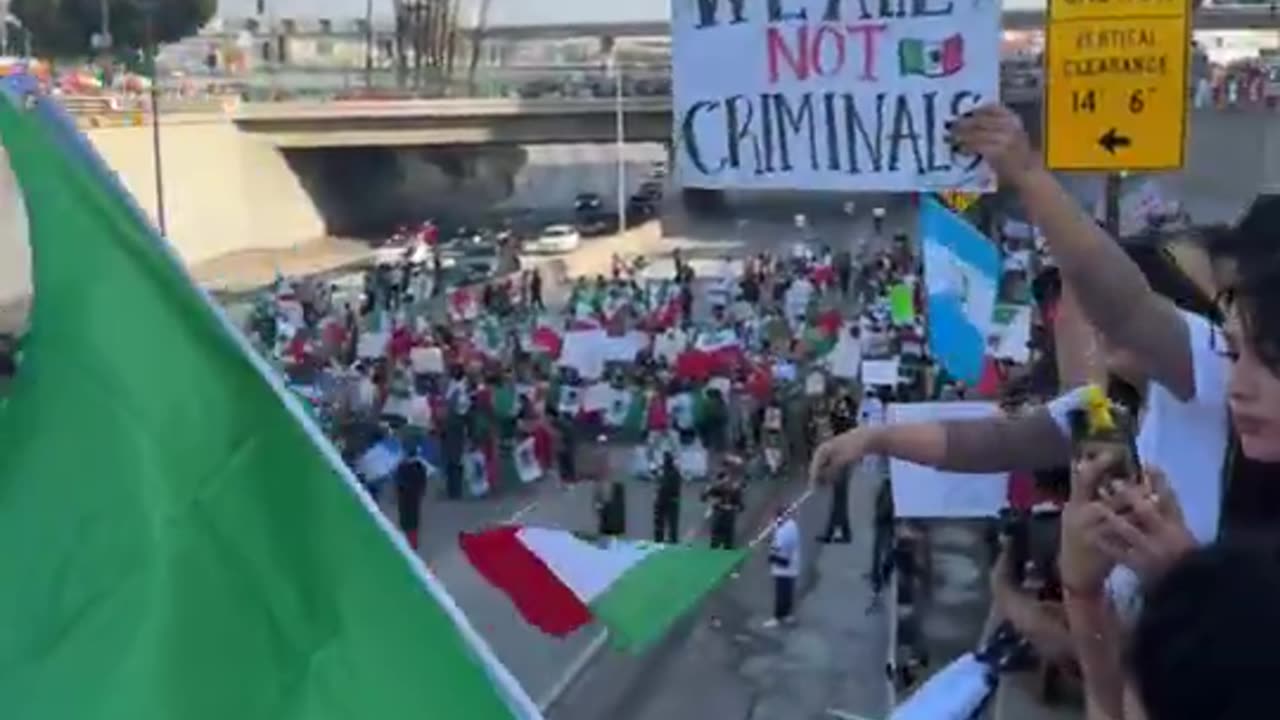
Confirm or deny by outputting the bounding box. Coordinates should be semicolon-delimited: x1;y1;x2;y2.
559;330;607;379
989;305;1032;363
862;358;902;386
888;402;1008;518
671;0;1000;192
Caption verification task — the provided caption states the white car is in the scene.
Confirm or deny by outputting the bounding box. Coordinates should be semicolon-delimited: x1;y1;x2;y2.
527;225;582;254
375;240;452;268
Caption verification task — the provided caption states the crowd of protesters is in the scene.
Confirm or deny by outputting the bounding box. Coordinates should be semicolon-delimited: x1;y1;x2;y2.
233;219;962;564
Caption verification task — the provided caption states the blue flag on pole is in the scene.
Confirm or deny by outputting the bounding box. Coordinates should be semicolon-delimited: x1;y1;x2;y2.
920;197;1000;385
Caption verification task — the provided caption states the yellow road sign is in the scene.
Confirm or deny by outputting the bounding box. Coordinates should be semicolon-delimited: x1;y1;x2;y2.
1044;0;1191;171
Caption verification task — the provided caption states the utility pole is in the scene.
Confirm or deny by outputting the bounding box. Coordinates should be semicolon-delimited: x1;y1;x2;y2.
1;0;9;56
364;0;374;89
611;49;627;234
466;0;493;95
101;0;111;45
1103;172;1122;238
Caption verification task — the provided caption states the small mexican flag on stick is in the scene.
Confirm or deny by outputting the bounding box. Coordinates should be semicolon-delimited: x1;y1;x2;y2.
461;526;745;652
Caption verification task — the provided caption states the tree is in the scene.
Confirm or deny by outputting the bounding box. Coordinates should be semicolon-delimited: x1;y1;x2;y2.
13;0;216;60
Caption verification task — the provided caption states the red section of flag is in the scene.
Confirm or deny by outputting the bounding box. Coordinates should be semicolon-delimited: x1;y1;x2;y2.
810;265;835;287
531;326;563;358
940;34;965;75
647;392;670;431
707;346;746;376
975;356;1003;398
816;309;842;337
532;423;554;469
675;349;715;383
746;364;773;401
459;526;594;637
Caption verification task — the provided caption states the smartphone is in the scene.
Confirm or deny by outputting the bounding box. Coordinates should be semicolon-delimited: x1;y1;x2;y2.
1071;408;1142;497
1091;412;1144;505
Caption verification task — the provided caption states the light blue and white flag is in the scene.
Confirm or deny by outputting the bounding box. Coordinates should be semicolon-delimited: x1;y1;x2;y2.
920;198;1000;385
889;653;994;720
356;437;404;488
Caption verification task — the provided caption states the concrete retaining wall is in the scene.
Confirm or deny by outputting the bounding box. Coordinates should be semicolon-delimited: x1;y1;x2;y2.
2;115;326;329
1169;109;1280;224
84;115;325;265
0;146;31;321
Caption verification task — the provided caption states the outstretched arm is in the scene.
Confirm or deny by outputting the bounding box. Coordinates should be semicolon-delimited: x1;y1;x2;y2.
810;407;1073;482
954;106;1195;400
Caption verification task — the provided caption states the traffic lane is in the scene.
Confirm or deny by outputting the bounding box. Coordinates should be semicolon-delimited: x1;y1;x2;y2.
545;471;815;720
419;469;746;708
663;194;914;253
550;466;889;720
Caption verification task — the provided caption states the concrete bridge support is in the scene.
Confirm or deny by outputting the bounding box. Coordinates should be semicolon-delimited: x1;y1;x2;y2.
84;116;326;266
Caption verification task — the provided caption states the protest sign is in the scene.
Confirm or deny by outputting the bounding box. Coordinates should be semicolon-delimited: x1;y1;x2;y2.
988;304;1032;363
827;326;863;379
861;358;901;386
671;0;1000;192
889;282;915;324
678;442;710;479
888;402;1007;518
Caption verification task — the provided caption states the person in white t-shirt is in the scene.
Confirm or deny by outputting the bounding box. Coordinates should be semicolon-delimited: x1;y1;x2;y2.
764;507;801;628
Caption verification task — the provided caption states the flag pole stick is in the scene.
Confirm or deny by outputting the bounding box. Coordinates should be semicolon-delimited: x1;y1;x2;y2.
143;4;167;237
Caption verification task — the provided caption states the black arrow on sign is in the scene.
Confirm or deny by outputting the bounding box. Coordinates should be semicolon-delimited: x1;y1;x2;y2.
1098;128;1132;154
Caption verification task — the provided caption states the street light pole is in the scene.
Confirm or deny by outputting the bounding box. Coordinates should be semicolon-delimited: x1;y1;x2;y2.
612;51;627;234
1;0;10;56
364;0;374;89
101;0;111;44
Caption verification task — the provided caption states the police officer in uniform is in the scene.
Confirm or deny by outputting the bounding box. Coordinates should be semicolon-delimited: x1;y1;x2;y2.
702;466;745;549
653;452;682;543
819;391;858;544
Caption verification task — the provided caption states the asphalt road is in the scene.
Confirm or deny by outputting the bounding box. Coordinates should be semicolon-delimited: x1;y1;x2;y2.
548;463;892;720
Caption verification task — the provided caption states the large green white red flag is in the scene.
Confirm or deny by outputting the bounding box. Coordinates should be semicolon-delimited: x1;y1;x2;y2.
0;76;540;719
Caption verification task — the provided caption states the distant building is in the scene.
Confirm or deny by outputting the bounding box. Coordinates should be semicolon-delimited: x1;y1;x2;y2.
199;0;398;72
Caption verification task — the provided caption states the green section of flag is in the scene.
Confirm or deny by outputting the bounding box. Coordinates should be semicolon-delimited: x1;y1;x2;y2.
590;545;746;652
806;322;839;357
621;391;648;439
898;38;928;76
889;283;915;325
493;383;519;419
991;302;1024;326
0;93;526;718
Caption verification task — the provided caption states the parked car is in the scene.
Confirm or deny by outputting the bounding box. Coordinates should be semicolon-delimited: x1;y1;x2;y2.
574;192;604;214
439;235;500;280
526;225;582;254
576;211;618;237
637;180;664;200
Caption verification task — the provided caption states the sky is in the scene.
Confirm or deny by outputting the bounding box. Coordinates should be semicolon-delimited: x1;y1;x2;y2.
217;0;1050;27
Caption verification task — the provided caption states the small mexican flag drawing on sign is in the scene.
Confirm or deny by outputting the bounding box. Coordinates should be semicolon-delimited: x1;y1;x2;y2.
899;34;965;78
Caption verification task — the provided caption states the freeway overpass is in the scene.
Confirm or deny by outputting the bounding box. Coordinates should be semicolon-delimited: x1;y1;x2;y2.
232;88;1045;149
476;6;1280;39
